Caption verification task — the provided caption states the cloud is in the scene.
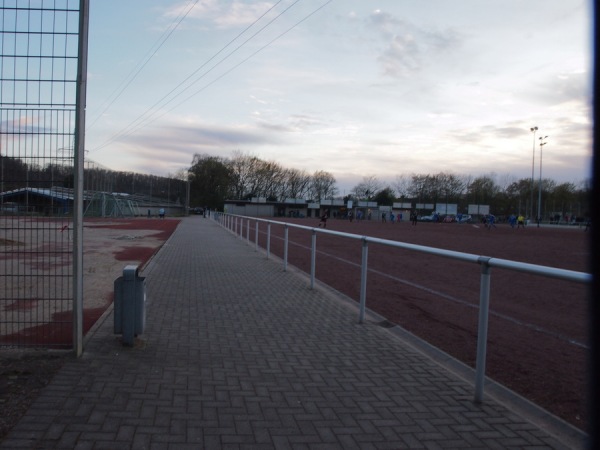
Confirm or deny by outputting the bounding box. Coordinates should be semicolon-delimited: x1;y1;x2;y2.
136;122;272;149
368;9;462;78
165;0;277;29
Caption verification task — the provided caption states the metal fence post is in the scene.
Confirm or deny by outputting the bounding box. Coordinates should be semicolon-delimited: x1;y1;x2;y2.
267;223;271;259
475;257;492;403
359;238;369;323
255;220;259;252
246;219;250;243
284;225;289;272
310;230;317;289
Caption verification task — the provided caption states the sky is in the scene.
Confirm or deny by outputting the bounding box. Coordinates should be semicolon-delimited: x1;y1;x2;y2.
84;0;593;195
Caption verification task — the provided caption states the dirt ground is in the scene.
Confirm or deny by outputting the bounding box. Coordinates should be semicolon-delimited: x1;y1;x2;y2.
251;216;591;431
0;218;180;439
0;216;592;439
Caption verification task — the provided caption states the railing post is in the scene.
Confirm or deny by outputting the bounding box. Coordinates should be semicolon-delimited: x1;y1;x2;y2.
475;257;492;403
310;230;316;289
255;220;259;252
283;224;289;272
359;238;369;323
266;223;271;259
246;219;250;243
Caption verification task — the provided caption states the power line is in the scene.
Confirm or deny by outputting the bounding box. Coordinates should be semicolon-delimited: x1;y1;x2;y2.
113;0;304;142
92;0;292;152
161;0;334;121
86;0;200;131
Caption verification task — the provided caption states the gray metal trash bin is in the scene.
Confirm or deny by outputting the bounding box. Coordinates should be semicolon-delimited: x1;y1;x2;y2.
114;265;146;346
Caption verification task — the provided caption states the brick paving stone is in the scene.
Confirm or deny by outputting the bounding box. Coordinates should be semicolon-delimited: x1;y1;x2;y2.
0;217;587;449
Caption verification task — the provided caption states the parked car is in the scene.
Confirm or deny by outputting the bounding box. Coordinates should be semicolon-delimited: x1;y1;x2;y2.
442;215;455;223
418;214;437;222
456;214;472;223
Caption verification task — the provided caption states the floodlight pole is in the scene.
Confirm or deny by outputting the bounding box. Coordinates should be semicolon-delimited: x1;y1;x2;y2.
537;136;548;228
529;126;537;221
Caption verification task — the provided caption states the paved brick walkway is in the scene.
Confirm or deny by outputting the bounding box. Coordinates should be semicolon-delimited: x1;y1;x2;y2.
1;217;586;449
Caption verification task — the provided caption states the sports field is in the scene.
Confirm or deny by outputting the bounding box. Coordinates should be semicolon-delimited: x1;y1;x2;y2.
246;216;590;431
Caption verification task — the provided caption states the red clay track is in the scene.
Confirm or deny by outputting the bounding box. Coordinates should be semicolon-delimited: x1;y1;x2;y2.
0;218;181;349
244;217;590;430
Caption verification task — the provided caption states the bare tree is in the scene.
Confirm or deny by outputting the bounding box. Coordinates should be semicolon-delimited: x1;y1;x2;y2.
282;168;312;199
393;174;411;199
255;160;286;201
229;151;260;200
310;170;338;202
351;175;382;200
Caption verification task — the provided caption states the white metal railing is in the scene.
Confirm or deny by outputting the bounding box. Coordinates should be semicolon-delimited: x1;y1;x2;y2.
215;213;591;403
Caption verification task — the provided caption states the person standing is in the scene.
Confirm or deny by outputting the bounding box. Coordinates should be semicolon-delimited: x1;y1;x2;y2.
318;210;329;228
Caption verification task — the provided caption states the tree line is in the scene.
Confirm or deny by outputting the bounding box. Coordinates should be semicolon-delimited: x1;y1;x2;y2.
188;151;337;209
188;152;590;220
0;155;187;205
352;173;590;220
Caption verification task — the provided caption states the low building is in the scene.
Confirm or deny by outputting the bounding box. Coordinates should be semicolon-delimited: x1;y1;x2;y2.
0;187;185;217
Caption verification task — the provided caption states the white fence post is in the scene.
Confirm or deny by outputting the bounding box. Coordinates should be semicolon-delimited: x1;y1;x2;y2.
310;230;316;289
284;225;289;272
255;220;259;252
359;238;369;324
475;257;492;403
266;223;271;259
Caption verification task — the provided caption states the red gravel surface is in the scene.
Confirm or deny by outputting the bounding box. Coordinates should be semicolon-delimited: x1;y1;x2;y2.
245;217;590;431
0;218;181;348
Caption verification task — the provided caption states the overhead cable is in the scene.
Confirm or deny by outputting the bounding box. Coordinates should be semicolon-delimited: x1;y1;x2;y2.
91;0;289;152
86;0;200;131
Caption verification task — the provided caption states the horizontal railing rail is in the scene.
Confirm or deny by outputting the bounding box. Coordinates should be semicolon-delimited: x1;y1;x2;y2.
215;213;591;404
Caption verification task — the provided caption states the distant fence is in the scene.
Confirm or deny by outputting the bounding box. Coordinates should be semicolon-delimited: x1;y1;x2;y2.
216;213;591;403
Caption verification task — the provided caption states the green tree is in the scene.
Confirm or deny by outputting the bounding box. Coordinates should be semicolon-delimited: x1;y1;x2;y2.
373;187;395;206
189;154;233;210
467;174;499;205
